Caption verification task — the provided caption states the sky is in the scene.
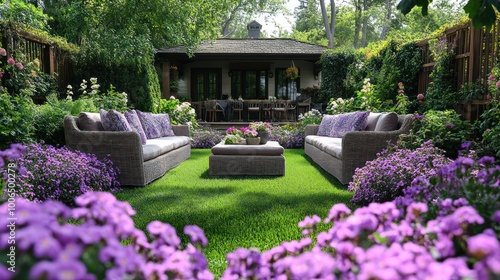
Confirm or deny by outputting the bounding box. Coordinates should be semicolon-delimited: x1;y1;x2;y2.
257;0;300;37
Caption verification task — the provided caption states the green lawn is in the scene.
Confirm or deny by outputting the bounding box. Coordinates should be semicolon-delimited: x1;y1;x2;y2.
115;148;352;277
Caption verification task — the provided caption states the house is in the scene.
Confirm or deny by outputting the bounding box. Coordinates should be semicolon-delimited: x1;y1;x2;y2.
156;21;328;103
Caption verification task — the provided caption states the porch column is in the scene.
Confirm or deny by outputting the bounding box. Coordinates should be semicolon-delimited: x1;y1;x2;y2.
161;57;171;99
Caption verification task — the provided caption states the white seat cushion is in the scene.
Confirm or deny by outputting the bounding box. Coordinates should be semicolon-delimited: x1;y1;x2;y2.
142;136;190;161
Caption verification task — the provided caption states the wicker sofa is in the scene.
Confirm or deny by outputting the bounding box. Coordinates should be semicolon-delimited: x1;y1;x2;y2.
64;114;191;186
304;113;413;184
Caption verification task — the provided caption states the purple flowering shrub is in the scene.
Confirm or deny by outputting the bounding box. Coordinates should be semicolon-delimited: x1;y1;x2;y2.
396;145;500;236
222;201;500;279
268;124;304;148
349;141;451;206
0;192;213;280
191;126;225;148
11;144;120;206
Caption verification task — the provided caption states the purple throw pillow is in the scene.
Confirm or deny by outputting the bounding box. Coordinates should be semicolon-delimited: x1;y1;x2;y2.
317;115;338;136
124;110;147;145
136;110;175;139
100;109;132;132
329;111;369;138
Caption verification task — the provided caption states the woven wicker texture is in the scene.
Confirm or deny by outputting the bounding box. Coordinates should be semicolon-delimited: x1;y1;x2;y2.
64;116;191;186
304;114;414;184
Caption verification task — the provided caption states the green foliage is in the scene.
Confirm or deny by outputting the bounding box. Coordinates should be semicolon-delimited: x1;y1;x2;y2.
297;109;323;130
0;0;50;31
425;38;457;111
32;98;67;145
0;90;35;148
397;0;498;29
478;100;500;159
320;50;361;99
457;81;486;103
157;97;181;115
326;97;358;114
399;110;472;158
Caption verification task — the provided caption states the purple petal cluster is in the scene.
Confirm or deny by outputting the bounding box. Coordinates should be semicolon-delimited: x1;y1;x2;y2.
222;199;499;279
7;143;121;206
191;126;225;148
268;125;304;148
349;141;451;206
0;192;213;280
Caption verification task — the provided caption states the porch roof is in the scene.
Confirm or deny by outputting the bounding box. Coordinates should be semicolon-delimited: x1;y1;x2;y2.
156;38;328;61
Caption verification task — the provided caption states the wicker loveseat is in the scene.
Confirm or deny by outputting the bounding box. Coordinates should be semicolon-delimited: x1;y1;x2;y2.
64;114;191;186
304;113;413;184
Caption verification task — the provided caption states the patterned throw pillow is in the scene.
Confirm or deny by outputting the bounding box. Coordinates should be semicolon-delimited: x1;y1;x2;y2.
136;110;175;139
124;110;147;145
329;111;369;138
100;109;132;132
317;115;339;136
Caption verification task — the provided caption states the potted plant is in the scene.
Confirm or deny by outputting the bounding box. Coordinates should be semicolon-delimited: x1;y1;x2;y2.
240;127;260;145
285;64;299;80
224;126;243;144
250;122;272;144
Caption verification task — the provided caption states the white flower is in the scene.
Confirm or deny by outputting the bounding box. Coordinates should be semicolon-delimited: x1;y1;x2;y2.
89;90;97;95
66;95;73;101
90;77;98;84
67;85;72;89
91;84;100;90
170;96;176;100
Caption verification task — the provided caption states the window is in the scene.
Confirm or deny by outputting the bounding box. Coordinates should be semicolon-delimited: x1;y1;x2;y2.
191;69;222;101
231;70;268;99
275;68;300;100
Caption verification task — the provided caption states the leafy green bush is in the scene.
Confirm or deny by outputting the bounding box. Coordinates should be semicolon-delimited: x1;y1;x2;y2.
424;38;457;111
297;109;322;130
399;110;472;158
0;90;35;149
478;101;500;159
320;50;360;99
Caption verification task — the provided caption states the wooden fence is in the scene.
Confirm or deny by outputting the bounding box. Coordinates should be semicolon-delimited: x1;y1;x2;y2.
1;27;73;93
416;20;500;121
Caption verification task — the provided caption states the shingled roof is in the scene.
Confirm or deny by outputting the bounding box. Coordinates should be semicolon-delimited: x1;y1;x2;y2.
157;38;328;56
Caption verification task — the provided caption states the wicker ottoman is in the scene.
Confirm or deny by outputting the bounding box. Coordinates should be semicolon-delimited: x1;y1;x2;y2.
209;141;285;176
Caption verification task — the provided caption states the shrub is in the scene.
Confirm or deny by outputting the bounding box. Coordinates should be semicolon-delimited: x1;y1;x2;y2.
157;97;198;129
297;109;322;130
349;141;451;206
12;143;121;206
396;145;500;236
222;200;500;279
399;110;472;158
32;101;67;145
268;125;304;148
0;192;212;280
478;99;500;159
325;97;357;115
75;78;129;112
0;90;35;149
191;126;224;148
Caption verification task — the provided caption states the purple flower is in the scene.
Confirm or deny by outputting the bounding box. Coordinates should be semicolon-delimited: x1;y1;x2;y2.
325;203;351;223
184;225;208;247
467;232;500;260
147;221;181;248
30;260;88;280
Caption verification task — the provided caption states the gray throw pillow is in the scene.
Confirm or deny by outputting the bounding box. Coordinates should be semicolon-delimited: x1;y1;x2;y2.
374;112;399;131
77;112;104;131
365;112;382;131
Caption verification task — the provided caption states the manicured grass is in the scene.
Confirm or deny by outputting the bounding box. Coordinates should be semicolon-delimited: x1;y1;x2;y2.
115;148;352;277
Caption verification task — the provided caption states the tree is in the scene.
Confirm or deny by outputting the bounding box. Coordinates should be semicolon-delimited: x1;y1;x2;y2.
320;0;336;48
220;0;286;38
397;0;499;29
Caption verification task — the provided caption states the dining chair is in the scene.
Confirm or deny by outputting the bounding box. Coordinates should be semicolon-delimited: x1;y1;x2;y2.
230;100;244;121
204;100;225;122
273;100;288;121
247;100;261;121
